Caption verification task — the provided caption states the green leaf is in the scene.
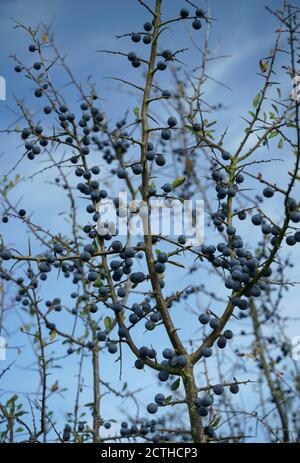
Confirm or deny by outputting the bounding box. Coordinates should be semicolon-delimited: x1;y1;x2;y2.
93;278;103;288
205;120;217;128
278;138;284;149
253;93;261;108
171;378;180;391
259;59;268;73
16;427;24;433
165;395;173;404
15;411;27;417
133;107;139;118
50;330;56;341
84;402;94;408
172;176;186;189
205;130;215;139
184;124;195;132
104;316;112;333
268;131;278;139
210;415;221;428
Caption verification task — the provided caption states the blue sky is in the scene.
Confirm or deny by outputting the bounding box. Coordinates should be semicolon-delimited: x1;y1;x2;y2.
0;0;299;442
0;0;284;126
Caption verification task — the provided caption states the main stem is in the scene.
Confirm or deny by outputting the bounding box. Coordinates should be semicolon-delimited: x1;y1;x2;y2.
182;366;206;443
139;0;206;442
140;0;185;353
92;347;101;442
